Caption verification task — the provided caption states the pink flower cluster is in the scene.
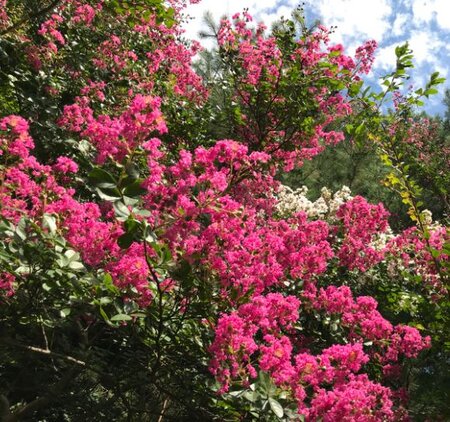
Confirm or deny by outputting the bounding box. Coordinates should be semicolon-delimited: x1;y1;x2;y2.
215;14;377;171
307;284;431;364
0;115;34;159
53;156;79;174
59;94;167;163
388;226;449;295
107;243;153;306
219;13;281;86
46;196;122;267
0;115;156;303
355;40;378;74
137;139;334;298
208;286;420;420
209;293;300;392
307;374;394;421
0;116;73;223
0;0;10;29
335;196;390;271
80;80;106;102
88;18;206;104
38;13;65;47
0;272;15;297
71;3;99;25
210;281;429;418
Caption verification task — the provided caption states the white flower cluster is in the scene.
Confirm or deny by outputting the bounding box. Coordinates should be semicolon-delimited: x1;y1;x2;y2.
421;209;433;226
275;184;353;219
370;227;394;252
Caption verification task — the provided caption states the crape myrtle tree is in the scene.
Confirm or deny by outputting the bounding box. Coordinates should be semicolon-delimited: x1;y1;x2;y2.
194;12;449;231
0;1;448;421
195;10;450;420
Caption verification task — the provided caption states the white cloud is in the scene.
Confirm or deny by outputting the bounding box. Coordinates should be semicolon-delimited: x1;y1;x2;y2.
392;12;409;36
408;29;445;66
182;0;299;48
312;0;392;44
259;5;294;29
375;43;398;71
411;0;450;30
373;31;446;90
183;0;394;51
411;0;435;25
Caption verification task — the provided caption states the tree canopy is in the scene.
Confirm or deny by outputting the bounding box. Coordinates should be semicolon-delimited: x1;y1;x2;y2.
0;1;449;420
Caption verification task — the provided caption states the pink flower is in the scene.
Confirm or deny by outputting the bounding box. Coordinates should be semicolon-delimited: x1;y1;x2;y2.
53;156;79;173
0;273;15;297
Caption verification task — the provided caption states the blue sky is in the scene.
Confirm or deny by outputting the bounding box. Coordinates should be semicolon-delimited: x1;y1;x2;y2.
184;0;450;116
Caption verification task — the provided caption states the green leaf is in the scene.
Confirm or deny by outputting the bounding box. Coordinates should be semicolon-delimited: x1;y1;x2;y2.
355;122;365;136
15;218;27;241
103;273;119;294
125;162;140;179
135;209;152;217
111;314;132;321
124;218;140;233
99;297;112;305
95;187;121;201
430;71;440;80
118;231;135;249
348;80;363;97
424;88;438;97
123;180;147;197
119;175;137;188
130;312;147;318
97;182;117;189
123;196;139;206
69;261;85;270
118;218;141;248
89;167;116;185
113;201;130;219
42;214;57;234
269;398;284;418
60;308;71;318
430;249;441;258
99;306;109;322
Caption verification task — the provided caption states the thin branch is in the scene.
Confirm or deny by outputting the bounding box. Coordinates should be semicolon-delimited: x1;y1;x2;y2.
157;398;169;422
142;233;166;375
24;345;86;366
3;338;86;367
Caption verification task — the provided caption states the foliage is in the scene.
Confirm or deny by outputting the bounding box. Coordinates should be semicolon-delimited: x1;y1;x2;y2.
0;1;448;421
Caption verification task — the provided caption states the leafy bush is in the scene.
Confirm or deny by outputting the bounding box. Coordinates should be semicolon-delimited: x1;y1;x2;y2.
0;1;448;420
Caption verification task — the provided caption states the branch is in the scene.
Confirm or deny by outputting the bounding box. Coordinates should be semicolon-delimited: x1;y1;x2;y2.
22;344;86;366
142;236;166;375
157;398;169;422
3;337;86;367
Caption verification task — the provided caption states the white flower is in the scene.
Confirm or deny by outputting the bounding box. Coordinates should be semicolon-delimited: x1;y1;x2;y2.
276;184;355;219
